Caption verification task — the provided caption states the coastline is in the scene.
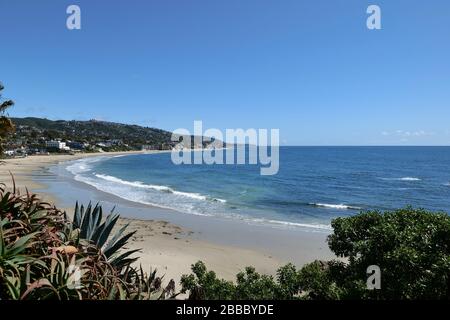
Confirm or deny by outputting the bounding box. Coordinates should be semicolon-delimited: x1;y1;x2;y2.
0;151;335;285
0;151;147;202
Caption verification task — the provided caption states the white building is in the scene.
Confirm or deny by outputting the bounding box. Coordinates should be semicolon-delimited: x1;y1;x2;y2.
46;140;70;151
3;150;15;156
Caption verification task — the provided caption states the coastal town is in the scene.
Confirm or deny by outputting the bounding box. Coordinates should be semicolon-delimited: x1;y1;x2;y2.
3;117;225;157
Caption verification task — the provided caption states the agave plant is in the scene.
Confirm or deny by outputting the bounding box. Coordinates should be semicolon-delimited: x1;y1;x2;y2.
19;253;88;300
119;264;177;300
0;181;67;299
72;202;140;270
0;225;44;299
1;181;177;300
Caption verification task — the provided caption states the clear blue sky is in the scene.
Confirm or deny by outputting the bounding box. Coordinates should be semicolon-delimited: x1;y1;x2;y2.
1;0;450;145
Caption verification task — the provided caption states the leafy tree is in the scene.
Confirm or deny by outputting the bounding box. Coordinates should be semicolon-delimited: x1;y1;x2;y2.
0;82;15;155
296;207;450;300
326;207;450;299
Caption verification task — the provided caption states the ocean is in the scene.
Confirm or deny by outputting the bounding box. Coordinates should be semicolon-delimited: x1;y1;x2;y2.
65;146;450;231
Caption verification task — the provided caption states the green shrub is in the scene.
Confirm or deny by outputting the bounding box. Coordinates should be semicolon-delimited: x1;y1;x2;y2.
326;207;450;299
180;261;235;299
181;208;450;300
180;261;304;300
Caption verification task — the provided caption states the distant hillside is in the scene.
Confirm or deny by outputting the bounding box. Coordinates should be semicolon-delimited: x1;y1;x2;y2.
12;117;171;143
8;117;224;153
11;117;174;149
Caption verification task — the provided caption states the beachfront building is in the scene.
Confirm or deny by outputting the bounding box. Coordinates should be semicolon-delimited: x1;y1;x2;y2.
67;141;89;150
45;140;70;151
3;147;28;157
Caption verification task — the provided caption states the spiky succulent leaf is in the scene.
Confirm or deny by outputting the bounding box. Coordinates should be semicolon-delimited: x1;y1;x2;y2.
92;213;120;247
73;202;81;229
103;230;136;259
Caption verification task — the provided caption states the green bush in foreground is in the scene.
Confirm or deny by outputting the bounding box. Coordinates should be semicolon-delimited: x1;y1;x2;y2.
181;207;450;300
327;207;450;299
180;261;301;300
0;183;175;300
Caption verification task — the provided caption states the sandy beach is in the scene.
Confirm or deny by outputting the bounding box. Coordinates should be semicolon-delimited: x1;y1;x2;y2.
0;152;334;288
0;151;145;202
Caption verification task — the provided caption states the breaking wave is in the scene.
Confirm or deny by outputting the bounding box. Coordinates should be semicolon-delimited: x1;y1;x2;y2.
382;177;422;181
65;157;227;217
308;203;361;210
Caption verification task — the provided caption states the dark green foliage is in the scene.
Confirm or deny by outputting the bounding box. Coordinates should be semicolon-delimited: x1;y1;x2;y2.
0;82;15;155
296;260;350;300
180;261;236;299
325;207;450;299
181;208;450;300
289;207;450;300
180;261;304;300
235;266;281;299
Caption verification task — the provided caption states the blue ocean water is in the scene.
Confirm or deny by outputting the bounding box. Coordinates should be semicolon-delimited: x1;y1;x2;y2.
65;147;450;230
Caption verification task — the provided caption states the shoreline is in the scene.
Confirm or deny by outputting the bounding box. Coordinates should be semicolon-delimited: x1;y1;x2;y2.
0;151;335;285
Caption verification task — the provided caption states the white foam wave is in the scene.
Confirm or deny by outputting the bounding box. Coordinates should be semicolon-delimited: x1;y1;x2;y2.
94;174;226;203
399;177;421;181
250;218;332;231
382;177;421;181
64;157;335;232
309;203;361;210
66;156;107;175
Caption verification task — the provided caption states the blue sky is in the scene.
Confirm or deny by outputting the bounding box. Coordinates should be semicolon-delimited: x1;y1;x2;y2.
1;0;450;145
